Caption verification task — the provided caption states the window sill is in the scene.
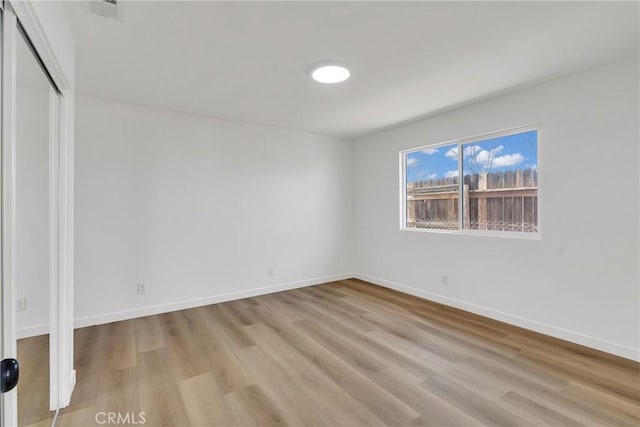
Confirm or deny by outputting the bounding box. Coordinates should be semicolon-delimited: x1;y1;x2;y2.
400;227;541;240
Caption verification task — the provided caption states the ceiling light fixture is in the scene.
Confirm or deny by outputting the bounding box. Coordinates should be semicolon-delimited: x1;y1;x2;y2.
310;63;351;84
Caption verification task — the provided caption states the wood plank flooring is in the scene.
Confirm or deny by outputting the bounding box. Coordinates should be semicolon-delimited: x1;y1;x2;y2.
18;279;640;426
17;334;50;426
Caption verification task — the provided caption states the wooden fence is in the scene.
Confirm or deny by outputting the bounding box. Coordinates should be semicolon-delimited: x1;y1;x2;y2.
407;168;538;232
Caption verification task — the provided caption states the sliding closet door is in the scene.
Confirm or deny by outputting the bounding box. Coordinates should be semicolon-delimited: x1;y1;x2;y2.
14;22;61;425
2;2;73;424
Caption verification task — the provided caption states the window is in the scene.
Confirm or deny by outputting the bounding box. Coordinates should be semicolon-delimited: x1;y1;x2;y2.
402;126;539;237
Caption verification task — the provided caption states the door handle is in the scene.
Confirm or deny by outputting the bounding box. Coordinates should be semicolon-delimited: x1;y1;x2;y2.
1;358;19;393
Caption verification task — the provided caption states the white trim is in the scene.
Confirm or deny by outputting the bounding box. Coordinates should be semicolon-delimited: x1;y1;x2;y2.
58;87;74;408
399;152;405;229
17;274;353;339
457;137;463;230
19;271;639;363
353;273;640;362
74;273;352;329
536;124;542;238
48;86;61;410
399;227;541;240
399;123;540;155
1;9;19;426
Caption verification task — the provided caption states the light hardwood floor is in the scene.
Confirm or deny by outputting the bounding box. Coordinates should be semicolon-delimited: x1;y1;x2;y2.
17;334;50;426
18;279;640;426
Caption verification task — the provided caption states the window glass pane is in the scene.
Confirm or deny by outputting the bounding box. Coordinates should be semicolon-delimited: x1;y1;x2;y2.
405;143;459;230
462;130;538;232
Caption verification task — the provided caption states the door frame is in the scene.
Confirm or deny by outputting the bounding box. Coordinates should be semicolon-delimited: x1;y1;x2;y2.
1;0;75;424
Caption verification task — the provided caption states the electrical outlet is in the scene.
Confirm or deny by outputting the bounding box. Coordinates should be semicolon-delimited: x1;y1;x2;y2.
16;297;26;312
267;267;274;277
441;275;448;286
136;283;147;295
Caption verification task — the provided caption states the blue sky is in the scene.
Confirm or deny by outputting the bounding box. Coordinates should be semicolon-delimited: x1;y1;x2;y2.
406;130;537;183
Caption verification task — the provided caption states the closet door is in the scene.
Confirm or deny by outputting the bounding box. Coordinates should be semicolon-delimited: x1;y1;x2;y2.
1;3;65;424
14;20;62;425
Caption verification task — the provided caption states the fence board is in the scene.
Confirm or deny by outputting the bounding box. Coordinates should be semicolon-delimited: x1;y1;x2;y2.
515;170;523;188
524;197;535;231
524;169;534;188
513;197;523;231
505;197;514;231
408;168;538;232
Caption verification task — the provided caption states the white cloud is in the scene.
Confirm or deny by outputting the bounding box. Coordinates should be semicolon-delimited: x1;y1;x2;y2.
443;143;526;172
422;147;439;155
464;145;483;156
445;170;459;178
474;151;490;165
474;145;503;166
407;157;419;167
492;153;524;167
465;145;523;168
427;173;437;180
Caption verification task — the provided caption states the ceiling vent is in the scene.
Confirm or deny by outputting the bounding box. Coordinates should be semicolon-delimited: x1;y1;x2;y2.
88;0;119;20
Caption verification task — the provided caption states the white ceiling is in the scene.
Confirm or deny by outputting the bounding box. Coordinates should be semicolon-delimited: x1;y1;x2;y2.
64;1;639;138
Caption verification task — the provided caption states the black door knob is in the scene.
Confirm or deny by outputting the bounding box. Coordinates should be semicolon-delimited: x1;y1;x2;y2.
1;358;19;393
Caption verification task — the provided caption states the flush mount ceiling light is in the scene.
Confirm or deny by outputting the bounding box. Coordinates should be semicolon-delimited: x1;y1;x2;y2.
310;63;351;84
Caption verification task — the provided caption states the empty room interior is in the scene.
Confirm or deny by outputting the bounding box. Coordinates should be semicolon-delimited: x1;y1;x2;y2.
2;1;639;426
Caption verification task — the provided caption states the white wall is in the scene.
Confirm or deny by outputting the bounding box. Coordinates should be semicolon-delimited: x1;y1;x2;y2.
16;86;50;337
352;57;640;360
74;96;353;325
70;57;638;361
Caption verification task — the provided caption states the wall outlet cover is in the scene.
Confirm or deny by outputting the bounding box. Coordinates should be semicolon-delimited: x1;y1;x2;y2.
137;283;147;295
16;297;26;312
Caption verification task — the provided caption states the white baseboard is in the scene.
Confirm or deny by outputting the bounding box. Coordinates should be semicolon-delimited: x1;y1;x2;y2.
17;323;49;339
74;273;352;329
353;273;640;362
21;271;638;362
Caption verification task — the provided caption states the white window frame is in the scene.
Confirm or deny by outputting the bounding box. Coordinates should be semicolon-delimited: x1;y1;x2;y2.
399;124;541;240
